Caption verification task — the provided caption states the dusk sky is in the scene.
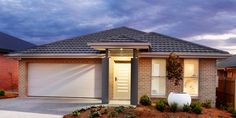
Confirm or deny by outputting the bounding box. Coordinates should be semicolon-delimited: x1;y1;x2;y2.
0;0;236;54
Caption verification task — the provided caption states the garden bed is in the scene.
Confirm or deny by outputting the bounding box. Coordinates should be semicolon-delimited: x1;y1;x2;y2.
0;93;18;99
63;105;232;118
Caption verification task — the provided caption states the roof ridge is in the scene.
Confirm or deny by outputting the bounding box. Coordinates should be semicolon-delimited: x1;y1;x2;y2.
147;32;229;54
99;34;147;43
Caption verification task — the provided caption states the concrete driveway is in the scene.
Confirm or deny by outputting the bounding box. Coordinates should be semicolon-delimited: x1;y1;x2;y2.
0;97;101;117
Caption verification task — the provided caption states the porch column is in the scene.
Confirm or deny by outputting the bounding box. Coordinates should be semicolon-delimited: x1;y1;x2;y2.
102;49;109;104
131;49;138;105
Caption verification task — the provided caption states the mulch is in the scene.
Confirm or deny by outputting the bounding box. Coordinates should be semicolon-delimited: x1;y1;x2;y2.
63;105;233;118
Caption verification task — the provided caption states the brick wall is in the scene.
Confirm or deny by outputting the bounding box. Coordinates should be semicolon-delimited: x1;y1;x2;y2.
138;58;217;107
138;58;151;99
0;53;18;92
199;59;217;107
18;58;102;97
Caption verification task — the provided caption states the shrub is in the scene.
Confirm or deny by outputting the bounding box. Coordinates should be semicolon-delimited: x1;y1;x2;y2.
114;106;125;113
139;95;151;106
125;112;136;118
190;102;201;109
232;110;236;118
183;104;191;112
156;100;166;112
128;105;135;109
191;102;202;114
0;90;5;96
89;111;101;118
108;111;118;118
100;108;108;114
220;104;227;110
227;106;234;113
201;100;211;108
72;110;80;116
169;102;178;112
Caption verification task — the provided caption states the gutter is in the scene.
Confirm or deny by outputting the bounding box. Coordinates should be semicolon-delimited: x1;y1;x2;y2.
6;53;105;59
139;52;232;58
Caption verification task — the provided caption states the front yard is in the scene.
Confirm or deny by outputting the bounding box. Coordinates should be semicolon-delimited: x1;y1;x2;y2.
63;94;236;118
63;105;232;118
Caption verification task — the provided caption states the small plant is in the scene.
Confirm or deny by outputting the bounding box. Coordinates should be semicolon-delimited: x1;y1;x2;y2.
183;104;191;112
190;102;201;109
114;106;125;113
220;104;227;110
227;106;234;113
191;102;202;114
128;105;135;109
201;100;211;108
139;95;151;106
100;108;108;114
156;100;166;112
232;110;236;118
89;111;101;118
72;110;80;116
125;112;136;118
108;111;118;118
0;90;5;96
169;102;178;112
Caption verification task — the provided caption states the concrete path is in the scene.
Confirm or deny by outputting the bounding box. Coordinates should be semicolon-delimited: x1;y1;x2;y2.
0;97;101;117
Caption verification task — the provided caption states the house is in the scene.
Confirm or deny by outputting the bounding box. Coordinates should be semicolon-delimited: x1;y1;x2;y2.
217;55;236;109
0;32;35;92
8;27;230;106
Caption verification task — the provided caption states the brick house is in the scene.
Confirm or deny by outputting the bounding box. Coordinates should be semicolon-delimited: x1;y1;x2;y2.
0;32;35;92
8;27;230;106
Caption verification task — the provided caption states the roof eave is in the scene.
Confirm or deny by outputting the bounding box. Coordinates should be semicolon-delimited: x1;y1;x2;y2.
139;52;232;58
6;53;104;58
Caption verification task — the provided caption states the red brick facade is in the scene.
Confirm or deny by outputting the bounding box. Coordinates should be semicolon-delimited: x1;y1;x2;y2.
0;53;18;91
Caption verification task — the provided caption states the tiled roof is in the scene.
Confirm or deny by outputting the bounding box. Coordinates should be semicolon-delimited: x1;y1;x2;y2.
218;55;236;68
99;35;147;43
144;32;227;53
15;27;229;54
0;32;36;52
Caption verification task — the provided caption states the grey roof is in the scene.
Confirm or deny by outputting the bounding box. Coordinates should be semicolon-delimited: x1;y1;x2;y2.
218;55;236;68
99;35;147;43
15;27;229;54
0;32;36;52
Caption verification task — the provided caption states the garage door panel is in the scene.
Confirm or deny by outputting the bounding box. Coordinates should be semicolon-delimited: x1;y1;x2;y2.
28;63;102;98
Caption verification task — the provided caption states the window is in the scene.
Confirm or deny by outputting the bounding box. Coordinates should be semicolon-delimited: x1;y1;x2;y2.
151;59;166;96
183;59;199;96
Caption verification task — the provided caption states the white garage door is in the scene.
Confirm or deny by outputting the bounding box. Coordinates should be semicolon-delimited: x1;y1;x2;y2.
28;63;102;98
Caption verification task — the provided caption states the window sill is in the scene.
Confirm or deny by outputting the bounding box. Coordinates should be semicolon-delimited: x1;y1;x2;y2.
151;95;167;98
150;95;198;99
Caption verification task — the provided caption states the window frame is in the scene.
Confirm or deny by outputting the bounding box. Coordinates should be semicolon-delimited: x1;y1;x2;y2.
183;59;199;97
151;59;167;97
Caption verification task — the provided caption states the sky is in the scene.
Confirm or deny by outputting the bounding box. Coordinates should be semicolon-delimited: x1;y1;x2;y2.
0;0;236;54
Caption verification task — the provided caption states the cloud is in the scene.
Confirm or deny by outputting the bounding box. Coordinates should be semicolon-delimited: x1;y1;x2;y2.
184;29;236;54
0;0;236;54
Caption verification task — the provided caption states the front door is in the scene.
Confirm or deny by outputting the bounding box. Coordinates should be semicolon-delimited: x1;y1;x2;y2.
113;62;131;100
